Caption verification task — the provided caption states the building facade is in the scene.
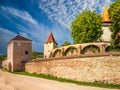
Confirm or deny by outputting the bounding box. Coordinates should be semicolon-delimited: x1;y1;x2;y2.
3;35;32;71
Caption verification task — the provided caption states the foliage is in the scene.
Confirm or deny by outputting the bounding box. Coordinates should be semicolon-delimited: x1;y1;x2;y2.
71;10;103;44
109;0;120;50
32;52;43;59
11;71;120;89
0;54;7;61
61;41;71;46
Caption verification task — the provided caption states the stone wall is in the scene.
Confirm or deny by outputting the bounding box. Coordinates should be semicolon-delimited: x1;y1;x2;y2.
25;56;120;84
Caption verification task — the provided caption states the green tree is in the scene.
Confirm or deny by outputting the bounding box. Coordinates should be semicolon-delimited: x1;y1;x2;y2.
61;41;71;46
0;54;7;61
32;52;43;59
71;10;103;44
109;0;120;50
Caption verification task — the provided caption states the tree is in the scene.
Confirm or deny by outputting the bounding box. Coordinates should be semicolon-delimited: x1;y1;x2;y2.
32;52;43;59
61;41;71;46
71;10;103;44
109;0;120;50
0;54;7;61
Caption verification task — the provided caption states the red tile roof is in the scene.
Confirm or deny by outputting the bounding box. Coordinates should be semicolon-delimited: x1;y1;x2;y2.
45;32;56;43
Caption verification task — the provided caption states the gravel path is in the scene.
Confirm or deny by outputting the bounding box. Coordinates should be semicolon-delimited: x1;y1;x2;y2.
0;70;118;90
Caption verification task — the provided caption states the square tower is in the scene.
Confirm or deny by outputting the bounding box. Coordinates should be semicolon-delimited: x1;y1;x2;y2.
7;35;32;71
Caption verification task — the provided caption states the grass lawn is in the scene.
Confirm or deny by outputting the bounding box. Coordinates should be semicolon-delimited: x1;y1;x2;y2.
11;70;120;89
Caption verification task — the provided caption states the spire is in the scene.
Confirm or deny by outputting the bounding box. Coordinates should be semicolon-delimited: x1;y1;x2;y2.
102;7;112;23
45;32;56;43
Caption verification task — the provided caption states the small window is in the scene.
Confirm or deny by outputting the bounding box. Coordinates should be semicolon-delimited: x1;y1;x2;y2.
25;51;28;54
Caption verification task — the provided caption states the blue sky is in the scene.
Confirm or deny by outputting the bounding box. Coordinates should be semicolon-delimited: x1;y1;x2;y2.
0;0;116;54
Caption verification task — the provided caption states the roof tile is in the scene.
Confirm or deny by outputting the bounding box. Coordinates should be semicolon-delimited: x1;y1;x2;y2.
45;32;56;43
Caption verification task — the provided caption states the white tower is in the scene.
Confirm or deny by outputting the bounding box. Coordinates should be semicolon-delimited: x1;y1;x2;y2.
101;7;112;42
44;32;58;58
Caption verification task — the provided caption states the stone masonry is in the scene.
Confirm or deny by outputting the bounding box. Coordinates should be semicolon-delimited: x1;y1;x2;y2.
25;56;120;84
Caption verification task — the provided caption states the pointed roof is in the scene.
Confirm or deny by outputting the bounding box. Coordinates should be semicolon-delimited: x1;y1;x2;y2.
12;35;32;41
45;32;56;43
102;7;112;23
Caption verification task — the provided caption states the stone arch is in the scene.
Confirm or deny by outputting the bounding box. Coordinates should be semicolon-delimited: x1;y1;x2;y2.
53;49;62;57
81;45;100;54
8;62;12;71
105;46;111;52
65;46;77;56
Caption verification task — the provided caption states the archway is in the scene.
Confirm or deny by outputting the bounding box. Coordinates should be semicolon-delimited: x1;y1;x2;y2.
65;46;77;56
105;46;111;52
81;45;100;54
8;62;12;71
53;49;62;57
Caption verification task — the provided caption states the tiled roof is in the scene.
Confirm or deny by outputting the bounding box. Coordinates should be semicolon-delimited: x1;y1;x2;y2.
102;7;112;23
12;35;32;41
45;32;56;43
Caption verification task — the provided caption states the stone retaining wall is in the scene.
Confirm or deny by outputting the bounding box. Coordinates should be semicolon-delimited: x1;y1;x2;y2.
25;56;120;84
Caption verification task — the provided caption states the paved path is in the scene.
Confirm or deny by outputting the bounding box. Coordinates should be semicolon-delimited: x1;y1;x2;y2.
0;70;118;90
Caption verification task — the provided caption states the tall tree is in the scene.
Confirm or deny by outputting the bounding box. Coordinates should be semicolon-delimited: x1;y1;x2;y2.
109;0;120;49
71;10;103;44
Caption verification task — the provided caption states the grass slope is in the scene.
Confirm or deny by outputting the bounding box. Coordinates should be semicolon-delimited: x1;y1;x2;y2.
12;71;120;89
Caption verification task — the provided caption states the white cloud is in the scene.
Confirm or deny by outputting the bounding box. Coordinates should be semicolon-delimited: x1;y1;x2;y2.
1;6;37;24
0;28;16;54
38;0;114;30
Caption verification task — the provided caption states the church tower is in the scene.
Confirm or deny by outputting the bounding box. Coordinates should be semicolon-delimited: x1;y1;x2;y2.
101;7;112;42
44;32;58;58
7;35;32;71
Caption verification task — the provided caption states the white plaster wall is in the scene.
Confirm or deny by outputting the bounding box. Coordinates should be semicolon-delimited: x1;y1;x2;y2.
44;42;54;58
101;26;111;42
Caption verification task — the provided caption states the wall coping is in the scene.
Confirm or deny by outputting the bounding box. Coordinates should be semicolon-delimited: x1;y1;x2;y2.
26;52;120;63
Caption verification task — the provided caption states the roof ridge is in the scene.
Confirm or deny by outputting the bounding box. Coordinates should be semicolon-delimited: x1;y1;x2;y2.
12;35;32;41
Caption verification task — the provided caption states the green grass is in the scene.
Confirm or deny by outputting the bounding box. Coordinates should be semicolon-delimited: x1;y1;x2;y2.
11;71;120;89
1;68;120;89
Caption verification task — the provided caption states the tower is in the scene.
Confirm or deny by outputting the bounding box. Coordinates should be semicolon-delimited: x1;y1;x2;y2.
7;35;32;71
44;32;58;58
101;7;112;42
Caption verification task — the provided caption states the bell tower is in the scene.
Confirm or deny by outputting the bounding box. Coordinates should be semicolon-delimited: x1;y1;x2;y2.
44;32;58;58
101;7;112;42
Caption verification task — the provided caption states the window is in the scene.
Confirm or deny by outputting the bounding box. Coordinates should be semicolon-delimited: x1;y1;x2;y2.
25;51;28;54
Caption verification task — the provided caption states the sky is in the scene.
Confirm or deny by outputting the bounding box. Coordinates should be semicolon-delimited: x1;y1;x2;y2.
0;0;116;54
